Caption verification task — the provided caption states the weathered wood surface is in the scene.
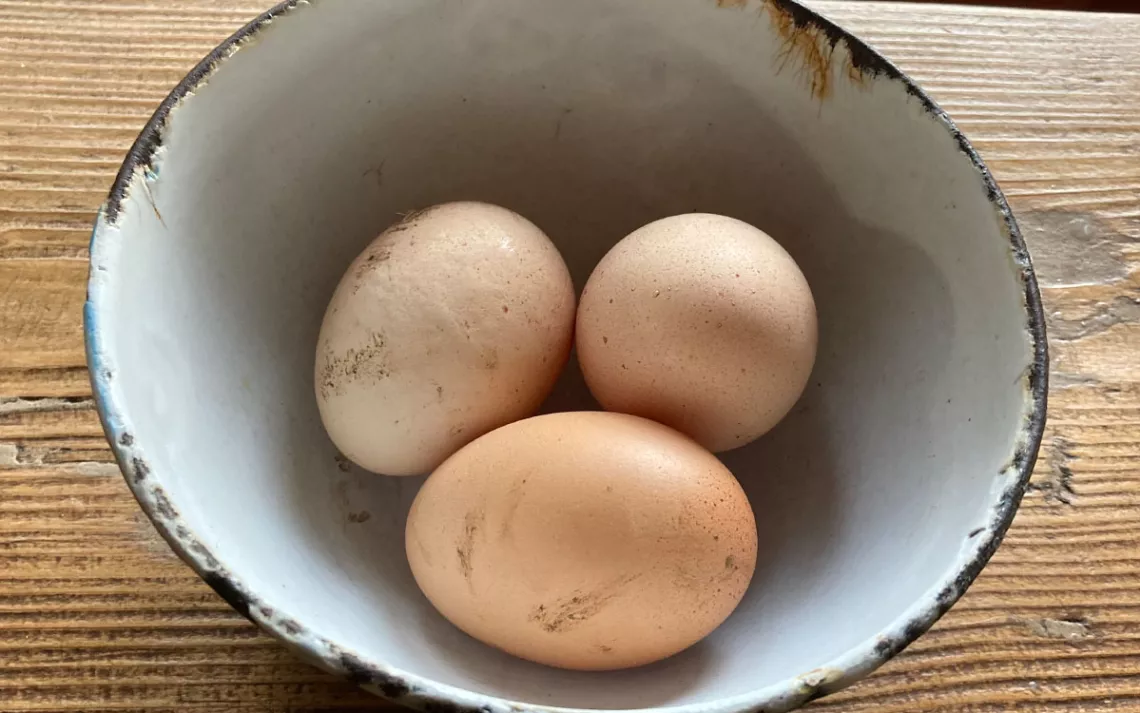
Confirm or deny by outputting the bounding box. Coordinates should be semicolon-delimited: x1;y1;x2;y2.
1;1;1138;710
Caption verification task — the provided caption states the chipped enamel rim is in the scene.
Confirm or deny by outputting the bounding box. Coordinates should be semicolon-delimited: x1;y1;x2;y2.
84;1;1048;711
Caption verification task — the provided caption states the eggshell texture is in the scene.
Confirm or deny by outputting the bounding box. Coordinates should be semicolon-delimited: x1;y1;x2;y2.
405;411;758;671
576;214;817;453
316;202;575;476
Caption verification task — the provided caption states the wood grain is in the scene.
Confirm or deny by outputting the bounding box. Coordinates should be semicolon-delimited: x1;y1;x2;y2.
1;0;1138;711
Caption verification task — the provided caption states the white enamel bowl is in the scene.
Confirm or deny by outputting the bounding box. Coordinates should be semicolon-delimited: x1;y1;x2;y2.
85;1;1047;711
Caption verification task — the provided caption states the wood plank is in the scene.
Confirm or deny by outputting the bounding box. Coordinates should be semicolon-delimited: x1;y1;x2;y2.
0;1;1138;712
0;261;89;382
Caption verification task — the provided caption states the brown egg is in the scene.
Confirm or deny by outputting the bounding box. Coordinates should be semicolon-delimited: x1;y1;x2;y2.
316;202;575;476
405;411;757;671
577;214;817;453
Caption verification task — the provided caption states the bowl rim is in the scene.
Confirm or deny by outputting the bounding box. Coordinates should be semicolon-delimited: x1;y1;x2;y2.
84;1;1049;711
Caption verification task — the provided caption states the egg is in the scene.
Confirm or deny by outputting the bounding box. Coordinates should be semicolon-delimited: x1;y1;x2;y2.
576;214;817;453
405;411;757;671
315;202;575;476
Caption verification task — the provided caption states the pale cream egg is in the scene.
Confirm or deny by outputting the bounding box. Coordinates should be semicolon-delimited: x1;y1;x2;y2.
316;202;575;475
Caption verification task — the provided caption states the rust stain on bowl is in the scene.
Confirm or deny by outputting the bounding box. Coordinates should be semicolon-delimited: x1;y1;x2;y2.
763;0;869;100
766;2;838;99
714;0;876;101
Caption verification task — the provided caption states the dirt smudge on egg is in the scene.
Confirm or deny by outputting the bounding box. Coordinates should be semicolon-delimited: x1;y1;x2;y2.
318;332;390;399
482;347;500;370
456;509;485;582
529;574;643;634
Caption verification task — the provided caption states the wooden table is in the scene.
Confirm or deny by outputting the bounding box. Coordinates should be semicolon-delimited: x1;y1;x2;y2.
2;1;1138;711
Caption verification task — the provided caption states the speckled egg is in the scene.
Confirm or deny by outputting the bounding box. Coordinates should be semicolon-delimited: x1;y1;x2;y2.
405;411;758;671
576;214;817;452
315;202;575;476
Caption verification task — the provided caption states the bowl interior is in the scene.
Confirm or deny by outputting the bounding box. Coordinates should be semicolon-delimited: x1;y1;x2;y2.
89;0;1040;709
